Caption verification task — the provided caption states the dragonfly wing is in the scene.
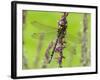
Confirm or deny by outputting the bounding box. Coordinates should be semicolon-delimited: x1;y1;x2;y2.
31;29;81;43
65;32;82;46
30;21;58;40
32;32;57;40
32;21;58;33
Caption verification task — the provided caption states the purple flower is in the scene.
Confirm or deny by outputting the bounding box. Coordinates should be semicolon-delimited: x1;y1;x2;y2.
55;47;62;52
58;57;62;64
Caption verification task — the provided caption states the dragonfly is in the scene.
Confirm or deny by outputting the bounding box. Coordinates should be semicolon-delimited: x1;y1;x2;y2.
31;21;81;44
29;13;81;67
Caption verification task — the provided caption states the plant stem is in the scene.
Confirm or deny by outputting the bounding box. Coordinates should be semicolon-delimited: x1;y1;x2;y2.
81;13;88;66
34;33;44;68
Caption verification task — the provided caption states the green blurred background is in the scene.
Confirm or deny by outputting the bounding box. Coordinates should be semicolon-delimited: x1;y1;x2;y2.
22;10;91;69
